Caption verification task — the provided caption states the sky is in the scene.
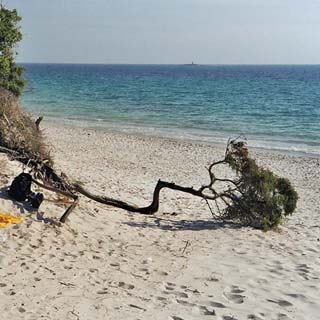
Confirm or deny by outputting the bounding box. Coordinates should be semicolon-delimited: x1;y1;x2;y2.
6;0;320;64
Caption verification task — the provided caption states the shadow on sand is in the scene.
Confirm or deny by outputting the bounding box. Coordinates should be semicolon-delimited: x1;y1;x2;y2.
123;215;243;232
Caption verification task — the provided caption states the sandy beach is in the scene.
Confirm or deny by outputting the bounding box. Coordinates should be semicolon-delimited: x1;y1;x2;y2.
0;122;319;320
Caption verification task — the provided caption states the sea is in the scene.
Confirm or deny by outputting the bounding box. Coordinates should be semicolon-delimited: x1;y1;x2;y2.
21;64;320;156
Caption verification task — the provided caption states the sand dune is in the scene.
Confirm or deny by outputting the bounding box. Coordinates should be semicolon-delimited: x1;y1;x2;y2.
0;123;319;320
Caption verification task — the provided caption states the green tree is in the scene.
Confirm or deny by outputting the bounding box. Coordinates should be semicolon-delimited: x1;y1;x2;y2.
0;4;25;96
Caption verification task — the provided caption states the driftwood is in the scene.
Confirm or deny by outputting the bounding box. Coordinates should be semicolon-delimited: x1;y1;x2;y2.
73;180;229;215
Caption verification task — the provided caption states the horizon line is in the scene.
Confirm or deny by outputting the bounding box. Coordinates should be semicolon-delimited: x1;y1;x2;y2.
18;62;320;66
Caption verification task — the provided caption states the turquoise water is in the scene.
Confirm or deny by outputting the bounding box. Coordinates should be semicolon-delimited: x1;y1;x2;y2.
22;64;320;155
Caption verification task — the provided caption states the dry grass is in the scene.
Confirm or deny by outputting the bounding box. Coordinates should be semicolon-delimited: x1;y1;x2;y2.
0;89;51;164
0;155;9;184
0;157;6;171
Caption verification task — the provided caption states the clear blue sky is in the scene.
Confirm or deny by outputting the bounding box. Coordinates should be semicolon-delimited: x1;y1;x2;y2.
7;0;320;64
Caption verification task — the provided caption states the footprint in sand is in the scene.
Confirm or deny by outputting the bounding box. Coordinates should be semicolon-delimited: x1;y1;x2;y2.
223;286;245;304
110;262;120;268
267;299;293;307
285;293;306;300
277;313;292;320
192;305;216;316
155;296;167;302
176;299;196;307
156;270;168;276
118;281;134;290
224;294;244;304
247;314;264;320
162;282;189;299
231;288;245;294
166;282;176;286
174;299;216;316
296;263;310;270
174;292;188;299
165;285;175;291
295;263;312;279
210;301;227;308
97;288;108;295
162;282;176;290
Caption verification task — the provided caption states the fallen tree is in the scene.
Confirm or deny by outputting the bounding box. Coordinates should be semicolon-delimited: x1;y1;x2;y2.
71;139;298;230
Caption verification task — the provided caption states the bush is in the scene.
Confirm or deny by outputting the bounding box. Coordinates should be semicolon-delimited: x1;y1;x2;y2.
222;141;298;230
0;89;51;163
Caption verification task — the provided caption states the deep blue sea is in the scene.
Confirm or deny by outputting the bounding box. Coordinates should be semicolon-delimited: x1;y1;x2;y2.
21;64;320;155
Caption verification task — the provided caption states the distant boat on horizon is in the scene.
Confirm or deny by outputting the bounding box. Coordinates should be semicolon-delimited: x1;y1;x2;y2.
184;61;198;66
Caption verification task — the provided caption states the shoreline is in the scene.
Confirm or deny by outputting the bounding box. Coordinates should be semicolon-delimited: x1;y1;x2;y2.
44;117;320;159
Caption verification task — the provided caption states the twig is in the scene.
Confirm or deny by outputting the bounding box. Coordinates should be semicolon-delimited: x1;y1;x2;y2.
204;198;221;220
35;116;43;131
214;199;222;216
128;304;147;312
59;281;76;287
182;240;190;255
2;112;10;126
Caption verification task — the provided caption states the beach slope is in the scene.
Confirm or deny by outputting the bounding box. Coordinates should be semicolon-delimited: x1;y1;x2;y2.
0;124;319;320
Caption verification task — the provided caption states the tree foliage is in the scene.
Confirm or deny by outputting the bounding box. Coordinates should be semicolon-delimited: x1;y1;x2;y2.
221;141;299;230
0;5;25;96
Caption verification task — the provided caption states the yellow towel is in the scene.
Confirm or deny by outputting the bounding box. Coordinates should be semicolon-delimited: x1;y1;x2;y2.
0;213;24;228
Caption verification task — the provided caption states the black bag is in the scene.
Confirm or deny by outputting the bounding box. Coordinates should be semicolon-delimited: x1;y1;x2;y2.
8;173;32;202
9;173;44;209
28;192;44;209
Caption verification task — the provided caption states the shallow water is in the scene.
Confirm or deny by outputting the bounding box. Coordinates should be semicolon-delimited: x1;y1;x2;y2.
22;64;320;155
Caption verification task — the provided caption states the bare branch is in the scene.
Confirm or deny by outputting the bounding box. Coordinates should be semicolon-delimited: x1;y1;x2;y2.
35;116;43;131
